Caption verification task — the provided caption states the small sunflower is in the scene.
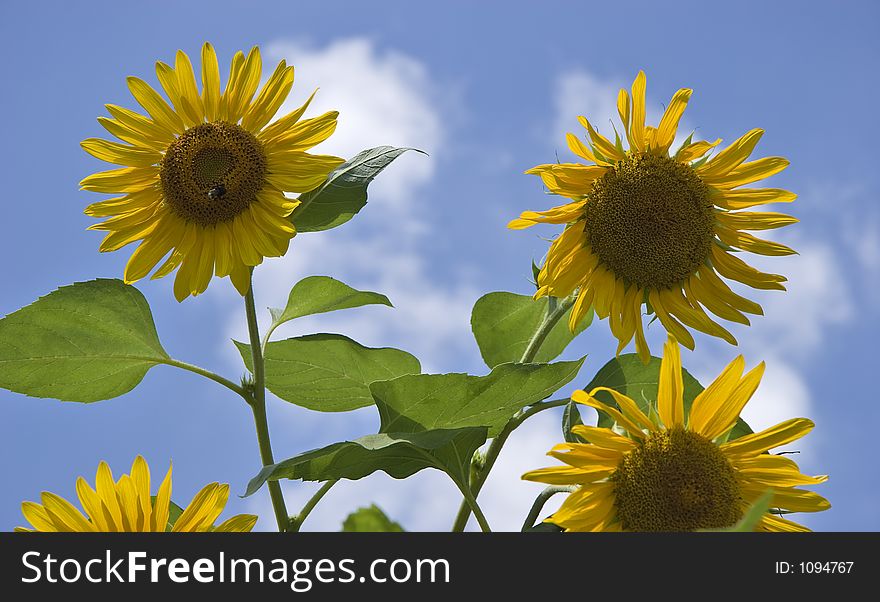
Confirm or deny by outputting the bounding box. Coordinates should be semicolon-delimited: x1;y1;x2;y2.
510;71;797;361
81;43;344;301
15;456;257;532
523;337;829;532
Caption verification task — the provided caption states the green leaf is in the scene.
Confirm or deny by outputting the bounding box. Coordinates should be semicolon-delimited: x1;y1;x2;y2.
585;354;751;438
267;275;391;328
342;504;405;532
371;358;585;437
291;146;419;232
562;401;584;443
0;279;169;402
244;428;487;496
236;334;420;412
702;490;772;532
471;292;592;368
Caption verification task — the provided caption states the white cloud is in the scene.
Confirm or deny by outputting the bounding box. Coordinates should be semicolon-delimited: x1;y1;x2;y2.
741;236;853;359
265;38;444;209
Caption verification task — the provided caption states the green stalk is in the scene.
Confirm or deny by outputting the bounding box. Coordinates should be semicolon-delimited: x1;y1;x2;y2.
451;295;575;531
244;273;290;532
289;480;338;532
521;486;575;531
159;357;251;401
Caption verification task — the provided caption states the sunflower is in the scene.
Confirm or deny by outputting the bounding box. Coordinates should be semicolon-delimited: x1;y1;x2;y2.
15;456;257;532
523;337;829;532
81;43;344;301
510;71;797;361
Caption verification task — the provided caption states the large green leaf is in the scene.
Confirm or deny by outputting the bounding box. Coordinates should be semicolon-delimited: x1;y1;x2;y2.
291;146;419;232
471;292;592;368
236;334;421;412
267;275;391;330
0;279;169;402
371;358;585;437
342;504;405;532
585;354;751;438
244;428;487;496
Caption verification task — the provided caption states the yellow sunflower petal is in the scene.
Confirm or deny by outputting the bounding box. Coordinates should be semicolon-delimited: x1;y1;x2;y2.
720;417;814;457
130;456;153;531
714;188;797;210
175;50;204;123
75;477;111;531
687;354;745;436
151;463;173;532
213;514;258;532
566;132;610;166
657;335;685;428
630;70;647;152
570;424;637;452
229;261;252;296
126;76;184;133
79;166;159;194
704;157;789;189
571;389;646;439
21;501;58;532
105;103;175;143
172;483;222;532
698;361;765;441
684;274;750;326
507;201;586;229
41;492;95;532
677;138;721;163
698;128;764;177
243;62;295;132
81;138;162;167
617;88;633;149
521;464;615;485
587;386;654;432
201;42;221;122
655;88;692;152
759;514;811;532
658;287;738;346
696;265;766;314
710;245;787;290
648;289;696;350
578;116;625;161
716;226;797;256
769;488;831;513
95;461;124;530
736;455;827;487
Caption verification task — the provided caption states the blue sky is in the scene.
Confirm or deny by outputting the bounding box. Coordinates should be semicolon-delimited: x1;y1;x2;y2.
1;0;878;531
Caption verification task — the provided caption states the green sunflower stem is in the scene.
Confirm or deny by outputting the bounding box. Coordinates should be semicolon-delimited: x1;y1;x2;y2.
244;273;290;533
289;480;338;532
456;482;493;533
451;295;576;532
521;486;576;531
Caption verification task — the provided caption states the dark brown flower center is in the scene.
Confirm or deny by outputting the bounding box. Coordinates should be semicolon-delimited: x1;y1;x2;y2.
583;154;714;290
612;426;742;531
160;121;266;226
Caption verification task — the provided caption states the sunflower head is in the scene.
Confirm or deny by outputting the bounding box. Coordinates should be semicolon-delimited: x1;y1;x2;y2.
510;71;798;362
523;337;829;532
15;455;257;532
81;43;344;301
